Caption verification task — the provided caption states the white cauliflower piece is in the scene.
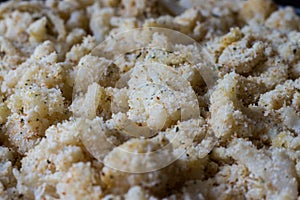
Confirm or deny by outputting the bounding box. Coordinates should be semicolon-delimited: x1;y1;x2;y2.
249;57;288;89
27;17;47;43
205;27;243;63
74;55;119;94
0;147;15;189
227;138;298;199
105;87;129;114
56;162;102;200
5;84;66;153
174;7;204;34
71;83;104;119
125;186;149;200
258;79;298;111
2;41;71;97
128;61;199;131
13;120;87;199
278;32;300;64
110;17;138;34
0;11;32;43
88;5;114;42
79;116;123;163
279;106;300;134
71;82;112;120
218;37;266;74
266;7;300;31
209;72;265;140
66;10;89;30
101;137;180;197
66;36;97;63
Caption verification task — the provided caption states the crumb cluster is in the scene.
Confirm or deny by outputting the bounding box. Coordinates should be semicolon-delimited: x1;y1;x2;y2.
0;0;300;199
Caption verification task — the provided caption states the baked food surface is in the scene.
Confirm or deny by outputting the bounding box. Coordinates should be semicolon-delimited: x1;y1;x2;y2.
0;0;300;199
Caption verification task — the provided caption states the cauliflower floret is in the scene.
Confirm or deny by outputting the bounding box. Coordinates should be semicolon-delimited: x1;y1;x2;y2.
74;55;119;94
258;79;299;111
209;72;266;140
105;87;129;114
56;162;102;200
199;164;252;200
278;106;300;134
79;116;126;163
0;11;32;43
104;116;211;193
0;36;19;57
272;131;297;149
88;5;114;42
1;0;300;199
66;10;89;31
278;32;300;64
163;119;212;181
143;15;178;30
27;17;47;43
0;147;15;189
102;189;154;200
193;138;298;199
128;61;199;131
205;27;243;63
101;137;180;197
125;186;149;200
66;36;97;63
174;7;204;34
266;7;300;31
218;37;266;74
109;17;138;34
239;0;277;23
13;119;87;199
66;28;86;46
71;83;104;119
2;41;71;97
249;57;288;90
71;83;112;120
227;138;298;199
5;84;66;153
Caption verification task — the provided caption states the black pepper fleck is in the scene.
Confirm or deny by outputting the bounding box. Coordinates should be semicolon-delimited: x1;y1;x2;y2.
293;49;297;54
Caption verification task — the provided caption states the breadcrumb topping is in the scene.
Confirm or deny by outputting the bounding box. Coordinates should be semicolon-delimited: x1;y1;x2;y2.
0;0;300;199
